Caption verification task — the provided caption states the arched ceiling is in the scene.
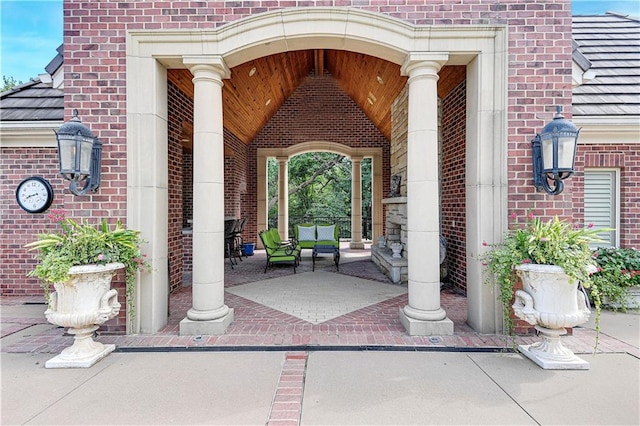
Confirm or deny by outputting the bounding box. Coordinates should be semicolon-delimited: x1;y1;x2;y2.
168;50;465;145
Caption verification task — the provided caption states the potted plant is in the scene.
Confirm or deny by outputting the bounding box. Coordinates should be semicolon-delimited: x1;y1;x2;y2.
25;209;149;368
482;212;606;369
592;247;640;311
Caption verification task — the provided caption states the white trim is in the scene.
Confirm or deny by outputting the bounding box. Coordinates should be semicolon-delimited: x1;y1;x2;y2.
0;122;61;147
126;7;508;334
575;122;640;144
584;168;621;248
257;143;384;244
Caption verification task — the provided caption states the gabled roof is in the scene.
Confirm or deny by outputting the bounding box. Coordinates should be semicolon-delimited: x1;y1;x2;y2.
0;78;63;121
0;43;64;123
572;12;640;117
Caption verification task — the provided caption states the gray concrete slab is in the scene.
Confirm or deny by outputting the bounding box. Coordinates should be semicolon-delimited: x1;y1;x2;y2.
301;351;536;425
1;352;284;426
469;352;640;426
1;353;113;426
584;309;640;349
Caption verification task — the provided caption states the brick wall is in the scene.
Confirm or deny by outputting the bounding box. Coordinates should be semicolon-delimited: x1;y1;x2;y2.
1;149;65;296
168;82;192;292
441;80;467;293
247;72;391;241
0;147;129;332
574;144;640;248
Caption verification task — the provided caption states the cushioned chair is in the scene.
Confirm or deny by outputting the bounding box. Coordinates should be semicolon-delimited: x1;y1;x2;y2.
268;228;301;259
294;223;339;251
259;230;300;273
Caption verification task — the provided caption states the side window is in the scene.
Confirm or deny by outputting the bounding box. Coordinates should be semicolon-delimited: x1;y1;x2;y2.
584;169;619;248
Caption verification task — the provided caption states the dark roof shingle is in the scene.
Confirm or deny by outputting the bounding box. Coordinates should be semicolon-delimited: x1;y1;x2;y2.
0;79;63;121
572;13;640;117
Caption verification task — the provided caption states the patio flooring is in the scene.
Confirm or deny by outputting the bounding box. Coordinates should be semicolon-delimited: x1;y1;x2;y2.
2;243;635;356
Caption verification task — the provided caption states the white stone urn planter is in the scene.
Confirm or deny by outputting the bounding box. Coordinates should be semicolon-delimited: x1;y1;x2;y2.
44;262;123;368
513;263;592;370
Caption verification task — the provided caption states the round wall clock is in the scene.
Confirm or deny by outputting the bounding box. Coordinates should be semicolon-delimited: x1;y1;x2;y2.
16;177;54;214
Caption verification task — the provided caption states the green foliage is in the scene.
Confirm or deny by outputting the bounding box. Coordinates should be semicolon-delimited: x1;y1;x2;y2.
1;75;23;92
25;209;150;325
592;247;640;310
482;212;606;336
268;153;373;227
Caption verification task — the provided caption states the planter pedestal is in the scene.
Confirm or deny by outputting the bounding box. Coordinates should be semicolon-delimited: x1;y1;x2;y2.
44;263;123;369
518;326;588;370
514;264;592;370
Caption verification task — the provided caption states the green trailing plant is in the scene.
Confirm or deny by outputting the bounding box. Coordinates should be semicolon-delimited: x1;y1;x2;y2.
591;247;640;311
25;209;150;326
482;212;606;339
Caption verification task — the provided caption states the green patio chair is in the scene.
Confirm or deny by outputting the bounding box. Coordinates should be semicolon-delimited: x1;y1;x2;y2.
258;230;300;273
268;228;301;259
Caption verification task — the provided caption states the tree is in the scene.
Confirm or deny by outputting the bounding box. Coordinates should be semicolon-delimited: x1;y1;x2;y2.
267;152;373;238
1;75;23;92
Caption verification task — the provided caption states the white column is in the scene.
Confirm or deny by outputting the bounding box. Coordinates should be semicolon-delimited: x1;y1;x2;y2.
399;53;453;336
180;56;234;335
350;156;365;249
277;156;289;240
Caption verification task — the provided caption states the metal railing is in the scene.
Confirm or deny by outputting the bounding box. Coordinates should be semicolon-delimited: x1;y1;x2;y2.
267;215;372;240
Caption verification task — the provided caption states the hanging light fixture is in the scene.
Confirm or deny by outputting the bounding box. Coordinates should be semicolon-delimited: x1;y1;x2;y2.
55;110;102;196
531;106;580;195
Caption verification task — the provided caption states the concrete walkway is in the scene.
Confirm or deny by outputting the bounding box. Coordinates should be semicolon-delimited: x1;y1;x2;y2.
2;308;638;425
2;346;638;425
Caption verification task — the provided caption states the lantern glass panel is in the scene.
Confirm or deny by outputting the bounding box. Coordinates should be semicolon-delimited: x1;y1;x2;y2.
58;137;77;173
541;136;554;172
557;135;576;170
79;137;93;175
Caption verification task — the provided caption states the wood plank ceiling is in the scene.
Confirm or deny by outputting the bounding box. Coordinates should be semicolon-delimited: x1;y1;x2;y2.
168;50;465;146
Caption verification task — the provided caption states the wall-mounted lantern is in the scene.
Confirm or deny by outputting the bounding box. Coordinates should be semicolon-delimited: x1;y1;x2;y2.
531;106;580;195
55;110;102;196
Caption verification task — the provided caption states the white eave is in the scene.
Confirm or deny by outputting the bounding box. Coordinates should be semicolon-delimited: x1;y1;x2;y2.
574;117;640;144
0;121;61;147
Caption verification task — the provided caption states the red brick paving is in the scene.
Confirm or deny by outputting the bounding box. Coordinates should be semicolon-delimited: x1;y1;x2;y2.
2;251;638;358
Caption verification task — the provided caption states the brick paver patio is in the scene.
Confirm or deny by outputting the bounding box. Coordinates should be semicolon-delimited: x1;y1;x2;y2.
2;246;637;358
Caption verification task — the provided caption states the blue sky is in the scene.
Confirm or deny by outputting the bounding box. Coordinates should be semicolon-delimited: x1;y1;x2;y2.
1;0;639;84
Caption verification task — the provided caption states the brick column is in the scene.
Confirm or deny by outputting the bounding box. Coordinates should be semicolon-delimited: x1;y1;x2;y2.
350;156;364;249
180;56;234;335
277;156;289;240
399;53;453;335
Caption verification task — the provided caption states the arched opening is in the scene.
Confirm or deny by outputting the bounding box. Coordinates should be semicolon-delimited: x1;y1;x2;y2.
126;8;507;335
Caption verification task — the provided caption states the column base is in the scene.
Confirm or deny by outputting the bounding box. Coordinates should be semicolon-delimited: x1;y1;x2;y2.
179;308;234;335
349;241;365;249
399;308;454;336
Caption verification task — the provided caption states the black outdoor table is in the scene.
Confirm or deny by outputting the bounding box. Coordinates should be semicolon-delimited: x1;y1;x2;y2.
312;244;340;272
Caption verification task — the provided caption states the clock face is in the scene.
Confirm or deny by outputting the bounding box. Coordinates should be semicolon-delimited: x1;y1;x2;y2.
16;177;54;214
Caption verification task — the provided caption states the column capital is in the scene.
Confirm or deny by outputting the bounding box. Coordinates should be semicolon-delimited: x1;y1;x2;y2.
400;52;449;78
183;55;231;79
351;155;364;163
276;156;289;163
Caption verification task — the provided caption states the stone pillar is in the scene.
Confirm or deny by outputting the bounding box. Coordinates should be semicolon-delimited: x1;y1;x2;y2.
350;156;365;249
180;56;234;335
277;156;289;240
399;53;453;335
